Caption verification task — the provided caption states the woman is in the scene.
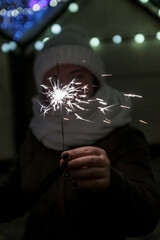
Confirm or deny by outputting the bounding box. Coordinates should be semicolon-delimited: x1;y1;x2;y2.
0;27;159;240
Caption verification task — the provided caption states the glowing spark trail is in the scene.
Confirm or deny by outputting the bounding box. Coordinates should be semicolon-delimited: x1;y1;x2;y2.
39;63;149;151
101;73;112;77
120;105;131;109
40;77;90;119
103;118;111;124
75;113;93;123
98;104;118;115
139;120;148;125
124;93;143;98
40;72;145;148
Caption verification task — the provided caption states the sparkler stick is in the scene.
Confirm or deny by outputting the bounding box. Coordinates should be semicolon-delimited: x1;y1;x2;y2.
60;103;65;151
56;63;65;151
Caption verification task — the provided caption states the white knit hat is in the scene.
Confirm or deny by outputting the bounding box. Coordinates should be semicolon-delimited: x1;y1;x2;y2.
33;26;106;89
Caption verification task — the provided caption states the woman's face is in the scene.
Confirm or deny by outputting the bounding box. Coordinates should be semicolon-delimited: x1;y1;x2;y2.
42;64;99;97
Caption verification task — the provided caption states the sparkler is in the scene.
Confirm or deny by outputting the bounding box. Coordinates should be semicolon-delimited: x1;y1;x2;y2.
39;64;93;150
39;64;148;151
40;77;91;118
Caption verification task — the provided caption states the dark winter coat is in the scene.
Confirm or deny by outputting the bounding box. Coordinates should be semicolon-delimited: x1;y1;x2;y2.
0;125;160;240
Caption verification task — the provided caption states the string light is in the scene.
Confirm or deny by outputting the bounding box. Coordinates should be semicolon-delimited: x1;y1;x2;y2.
32;4;41;12
156;31;160;40
34;40;44;51
0;0;67;42
49;0;58;7
9;41;17;50
68;2;79;13
1;41;17;52
1;43;10;53
89;37;100;47
139;0;149;3
11;9;19;17
51;23;62;34
1;31;160;53
134;33;145;44
42;37;50;43
1;0;160;52
112;35;122;44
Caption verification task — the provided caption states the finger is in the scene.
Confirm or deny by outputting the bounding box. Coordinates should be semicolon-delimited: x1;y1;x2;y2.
60;159;68;169
67;167;106;179
67;155;108;169
61;146;102;161
74;178;110;191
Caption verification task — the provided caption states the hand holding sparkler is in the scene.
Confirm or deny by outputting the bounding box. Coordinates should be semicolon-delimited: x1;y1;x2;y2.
60;146;110;192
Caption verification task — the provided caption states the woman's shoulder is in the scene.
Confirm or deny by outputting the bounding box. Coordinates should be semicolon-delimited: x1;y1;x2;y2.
96;124;146;146
95;124;149;160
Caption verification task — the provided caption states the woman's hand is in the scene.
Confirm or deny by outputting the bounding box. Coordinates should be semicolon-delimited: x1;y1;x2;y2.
59;146;110;192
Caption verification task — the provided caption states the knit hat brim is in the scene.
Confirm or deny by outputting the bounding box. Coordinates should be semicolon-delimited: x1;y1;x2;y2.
34;44;106;90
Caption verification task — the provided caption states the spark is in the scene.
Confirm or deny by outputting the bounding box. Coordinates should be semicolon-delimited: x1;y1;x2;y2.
96;98;107;106
98;104;117;115
39;69;149;152
96;97;104;102
124;93;143;98
120;105;131;109
39;76;130;125
39;66;120;151
101;73;112;77
75;113;93;123
139;120;148;125
40;77;91;121
39;76;118;123
103;118;111;124
99;101;107;106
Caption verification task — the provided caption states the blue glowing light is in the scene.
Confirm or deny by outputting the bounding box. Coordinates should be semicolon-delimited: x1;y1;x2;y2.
0;0;72;44
112;35;122;44
29;0;49;9
1;41;17;52
34;40;44;50
51;23;62;34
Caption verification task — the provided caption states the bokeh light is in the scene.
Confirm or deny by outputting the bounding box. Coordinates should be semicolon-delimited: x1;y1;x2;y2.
89;37;100;47
112;35;122;44
139;0;149;3
156;31;160;40
34;40;44;50
51;23;62;34
1;41;17;52
0;0;71;43
68;3;79;13
134;33;145;44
